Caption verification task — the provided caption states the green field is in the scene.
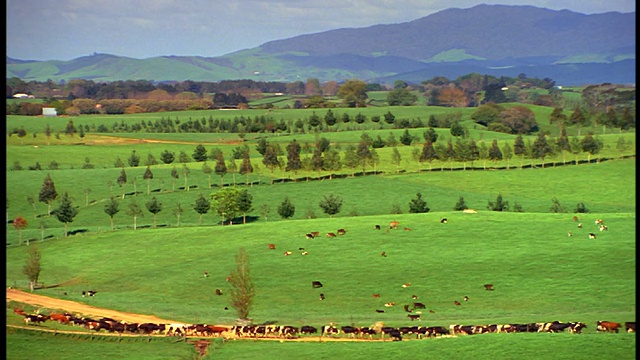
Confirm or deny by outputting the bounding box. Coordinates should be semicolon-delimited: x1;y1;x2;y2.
5;106;636;359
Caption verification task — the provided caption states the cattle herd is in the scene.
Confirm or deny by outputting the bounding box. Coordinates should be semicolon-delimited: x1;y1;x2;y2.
13;308;635;341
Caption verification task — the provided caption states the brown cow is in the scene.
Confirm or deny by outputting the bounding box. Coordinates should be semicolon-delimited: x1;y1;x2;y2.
597;321;622;333
484;284;495;291
13;308;27;316
326;232;337;237
48;313;70;324
310;231;320;237
454;300;461;306
389;221;399;229
404;227;411;231
408;314;421;321
268;243;276;250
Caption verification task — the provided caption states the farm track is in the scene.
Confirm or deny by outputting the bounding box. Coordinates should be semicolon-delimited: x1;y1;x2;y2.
6;288;416;342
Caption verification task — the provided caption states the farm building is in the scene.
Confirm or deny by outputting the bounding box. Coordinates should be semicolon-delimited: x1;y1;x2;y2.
42;107;57;117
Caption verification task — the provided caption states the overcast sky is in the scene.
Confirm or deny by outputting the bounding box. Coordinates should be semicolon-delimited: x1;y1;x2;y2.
6;0;636;61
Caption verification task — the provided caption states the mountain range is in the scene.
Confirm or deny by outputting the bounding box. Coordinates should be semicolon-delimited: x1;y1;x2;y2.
6;4;636;86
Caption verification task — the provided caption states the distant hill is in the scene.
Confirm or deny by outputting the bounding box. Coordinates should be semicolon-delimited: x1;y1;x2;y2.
6;4;635;86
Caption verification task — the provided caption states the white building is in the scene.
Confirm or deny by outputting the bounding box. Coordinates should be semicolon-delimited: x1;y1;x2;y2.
42;108;57;117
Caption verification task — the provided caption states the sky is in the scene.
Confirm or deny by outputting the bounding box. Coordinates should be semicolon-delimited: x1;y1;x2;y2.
6;0;636;61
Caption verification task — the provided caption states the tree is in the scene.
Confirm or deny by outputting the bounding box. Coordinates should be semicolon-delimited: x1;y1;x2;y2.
549;106;568;125
423;127;438;143
182;164;191;191
145;153;158;166
44;124;52;145
170;167;179;191
574;202;589;213
569;105;587;136
145;197;163;229
468;139;479;168
228;247;255;321
114;156;125;168
580;132;602;163
211;187;241;225
143;166;154;195
193;193;211;225
201;162;213;188
502;142;513;169
54;192;79;237
556;127;571;164
453;196;468;211
126;200;144;230
318;193;343;217
237;189;253;224
488;139;503;167
239;149;254;186
343;145;359;177
227;157;238;186
173;203;185;227
391;147;402;174
383;111;396;127
399;129;413;146
262;144;282;185
487;194;509;212
408;192;430;213
513;135;526;169
277;197;296;219
38;173;58;217
419;139;438;171
549;197;566;213
23;244;42;292
533;132;553;167
160;150;175;164
285;139;302;178
65;119;77;138
13;216;28;246
356;138;372;174
387;88;417;106
336;79;368;107
450;121;466;137
324;109;337;129
128;150;140;167
103;197;120;231
193;144;208;162
259;204;270;222
117;168;127;199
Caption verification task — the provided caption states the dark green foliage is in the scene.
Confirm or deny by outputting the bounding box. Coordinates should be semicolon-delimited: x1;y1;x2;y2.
237;189;253;224
488;139;503;162
178;151;190;163
114;156;125;168
308;112;321;129
192;144;208;162
386;88;417;106
285;140;302;174
399;129;413;146
487;194;509;212
104;197;120;230
23;245;41;292
549;197;566;213
145;196;163;228
423;127;438;143
127;150;140;167
512;202;524;212
482;83;507;103
160;150;175;164
324;109;337;128
215;152;227;186
533;133;553;162
255;138;269;156
450;121;466;137
54;192;79;237
277;197;295;219
193;193;211;225
228;247;255;320
419;139;438;166
574;202;589;213
38;173;58;216
383;111;395;126
408;192;430;213
580;132;602;158
318;193;343;217
371;135;386;149
453;196;468;211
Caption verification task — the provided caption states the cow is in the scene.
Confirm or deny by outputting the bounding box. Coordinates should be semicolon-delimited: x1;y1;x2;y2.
440;218;448;224
280;326;298;339
381;251;387;257
454;300;461;306
341;326;359;338
358;327;377;339
207;325;231;337
413;302;426;309
23;314;48;325
310;231;320;237
321;325;340;337
429;310;435;314
402;283;411;288
138;323;163;334
380;326;398;340
13;308;27;316
312;281;323;288
384;302;395;307
408;314;421;321
372;293;380;298
300;325;318;335
319;293;325;301
301;251;309;255
389;221;399;229
268;243;276;250
215;289;223;295
82;290;97;297
599;225;608;231
572;216;579;222
305;233;315;239
48;313;70;324
450;324;474;335
595;219;604;225
337;228;347;235
472;325;490;334
375;309;385;313
284;251;293;256
188;324;213;337
578;223;583;228
588;233;596;239
484;284;494;291
463;296;469;302
568;322;587;334
625;322;635;333
403;304;413;313
326;232;337;238
597;321;622;333
568;231;573;237
374;225;381;230
546;321;572;333
404;227;411;231
412;294;419;299
203;271;209;277
426;326;449;337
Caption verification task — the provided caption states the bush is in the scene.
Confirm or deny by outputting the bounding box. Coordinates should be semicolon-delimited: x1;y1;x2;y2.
574;203;589;213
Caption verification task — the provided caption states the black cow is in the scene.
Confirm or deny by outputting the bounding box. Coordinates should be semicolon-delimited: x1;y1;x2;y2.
568;322;587;334
426;326;449;337
625;322;635;333
588;233;597;239
215;289;223;295
374;225;381;230
341;326;359;338
23;314;48;325
300;325;318;335
321;325;339;337
440;218;448;224
138;323;162;334
450;324;474;335
389;329;403;341
359;327;377;339
547;321;572;333
413;302;426;309
408;314;421;321
312;281;323;288
82;290;97;297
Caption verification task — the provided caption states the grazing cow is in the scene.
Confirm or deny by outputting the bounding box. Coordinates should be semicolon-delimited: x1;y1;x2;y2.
484;284;494;291
380;326;398;340
454;300;461;306
138;323;162;334
301;251;309;255
166;324;189;337
568;231;573;237
215;289;223;296
389;221;400;229
300;325;318;335
404;227;411;231
284;251;293;256
310;231;320;237
375;225;381;230
572;216;579;222
403;304;413;313
326;232;337;238
402;283;411;288
341;326;359;338
578;223;583;228
312;281;323;288
450;324;474;335
372;293;380;298
426;326;449;337
268;243;276;250
412;294;419;299
625;322;635;333
381;251;387;257
595;219;604;225
597;321;622;333
207;325;231;337
319;293;325;301
24;314;48;325
82;290;97;297
337;229;347;235
321;325;340;337
588;233;596;239
384;302;395;307
359;327;377;339
13;308;27;316
413;302;426;309
599;225;608;231
463;296;469;302
429;310;435;314
440;218;448;224
546;321;572;333
48;313;70;324
375;309;385;313
204;271;209;277
305;233;315;239
408;314;421;321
